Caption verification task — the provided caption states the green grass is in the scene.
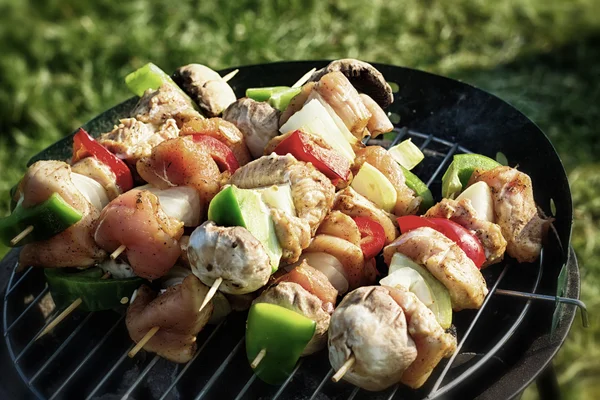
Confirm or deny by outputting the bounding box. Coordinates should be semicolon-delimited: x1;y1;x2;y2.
0;0;599;398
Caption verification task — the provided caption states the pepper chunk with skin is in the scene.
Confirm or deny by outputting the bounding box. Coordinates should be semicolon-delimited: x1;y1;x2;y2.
246;302;316;384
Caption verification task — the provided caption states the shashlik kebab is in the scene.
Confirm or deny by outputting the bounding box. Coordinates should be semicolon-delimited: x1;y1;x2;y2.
0;59;551;394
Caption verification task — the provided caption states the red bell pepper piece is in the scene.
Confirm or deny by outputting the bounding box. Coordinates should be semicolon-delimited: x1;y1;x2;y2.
273;130;351;184
72;128;134;192
396;215;486;268
191;134;239;173
352;216;386;259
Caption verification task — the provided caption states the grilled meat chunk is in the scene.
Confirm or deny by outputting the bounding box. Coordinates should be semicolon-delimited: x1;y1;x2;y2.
132;83;202;127
71;157;121;200
469;166;551;263
328;286;417;391
316;210;362;248
384;227;488;311
359;94;394;137
126;275;213;363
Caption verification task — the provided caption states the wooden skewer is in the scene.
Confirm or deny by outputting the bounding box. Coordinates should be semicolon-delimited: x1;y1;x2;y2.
221;69;239;83
110;244;127;260
250;348;267;369
199;277;223;313
128;277;222;358
10;225;34;246
332;355;355;383
128;326;160;358
291;67;316;88
36;272;111;341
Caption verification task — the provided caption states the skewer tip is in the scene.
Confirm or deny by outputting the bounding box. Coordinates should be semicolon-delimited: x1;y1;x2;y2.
110;244;127;260
250;348;267;369
128;326;160;358
199;277;223;313
332;355;355;383
10;225;34;246
221;69;239;83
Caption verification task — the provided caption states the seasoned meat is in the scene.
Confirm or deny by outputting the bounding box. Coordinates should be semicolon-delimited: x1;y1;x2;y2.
71;157;120;200
230;154;335;263
384;227;488;311
180;117;252;165
98;117;179;166
94;189;183;280
387;287;457;388
173;63;237;117
316;210;361;248
132;83;202;127
187;221;271;295
360;94;394;137
269;208;311;264
334;187;398;244
223;98;281;159
328;286;417;391
126;275;213;363
255;281;330;356
353;146;421;216
314;72;372;139
136;136;225;206
426;198;507;267
470;166;551;263
18;161;106;268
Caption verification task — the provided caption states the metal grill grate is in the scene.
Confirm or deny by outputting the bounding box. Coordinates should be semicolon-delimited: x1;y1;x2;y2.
3;128;551;400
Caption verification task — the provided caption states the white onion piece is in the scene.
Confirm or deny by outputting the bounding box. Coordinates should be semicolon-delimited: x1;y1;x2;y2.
138;185;201;227
161;265;192;288
456;181;494;222
99;258;136;279
289;252;349;294
71;172;110;211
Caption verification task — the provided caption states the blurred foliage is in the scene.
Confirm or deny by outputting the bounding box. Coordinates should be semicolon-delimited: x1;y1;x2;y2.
0;0;598;398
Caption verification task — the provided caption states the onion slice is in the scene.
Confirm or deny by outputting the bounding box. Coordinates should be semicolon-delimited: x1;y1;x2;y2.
139;185;201;227
71;172;110;211
287;252;349;295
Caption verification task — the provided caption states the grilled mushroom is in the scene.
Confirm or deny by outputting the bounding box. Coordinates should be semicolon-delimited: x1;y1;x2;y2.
173;64;237;117
308;59;394;109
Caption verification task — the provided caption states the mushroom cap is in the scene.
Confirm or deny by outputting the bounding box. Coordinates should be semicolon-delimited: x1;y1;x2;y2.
309;59;394;109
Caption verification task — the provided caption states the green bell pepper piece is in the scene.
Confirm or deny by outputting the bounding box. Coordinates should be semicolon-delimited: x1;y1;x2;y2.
0;193;82;247
246;87;289;102
441;154;501;199
208;185;282;272
246;303;316;384
268;87;302;111
44;267;144;312
125;62;199;110
399;165;434;213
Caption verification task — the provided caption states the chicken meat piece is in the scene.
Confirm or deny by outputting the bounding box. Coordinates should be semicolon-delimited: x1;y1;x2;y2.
223;98;281;159
387;287;457;388
316;210;361;248
469;166;551;263
334;187;398;244
173;63;237;117
384;227;488;311
426;198;507;267
94;189;184;280
255;281;331;356
126;274;213;363
71;157;120;200
132;83;203;127
313;71;372;139
17;161;106;268
328;286;417;391
359;94;394;137
305;234;366;290
273;261;338;314
98;117;179;166
187;221;272;295
279;82;315;127
230;154;335;263
353;146;421;216
180;117;252;165
136;136;225;206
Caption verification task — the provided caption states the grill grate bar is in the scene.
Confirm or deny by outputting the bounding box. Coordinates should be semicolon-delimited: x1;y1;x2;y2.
427;263;510;396
390;127;408;146
233;373;257;400
426;143;459;187
5;286;49;335
158;321;226;400
193;337;245;400
271;358;304;400
15;306;66;363
121;355;160;400
418;134;434;150
85;343;135;400
347;386;360;400
406;130;472;154
386;384;400;400
49;314;125;400
6;266;33;297
308;368;334;400
30;312;95;383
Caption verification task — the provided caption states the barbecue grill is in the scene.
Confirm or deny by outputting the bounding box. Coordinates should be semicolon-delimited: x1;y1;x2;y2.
0;61;588;400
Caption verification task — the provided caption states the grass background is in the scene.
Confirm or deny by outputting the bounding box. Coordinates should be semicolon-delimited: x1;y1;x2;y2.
0;0;598;397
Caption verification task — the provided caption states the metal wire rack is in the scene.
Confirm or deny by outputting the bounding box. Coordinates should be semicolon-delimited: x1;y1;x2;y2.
2;127;584;400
